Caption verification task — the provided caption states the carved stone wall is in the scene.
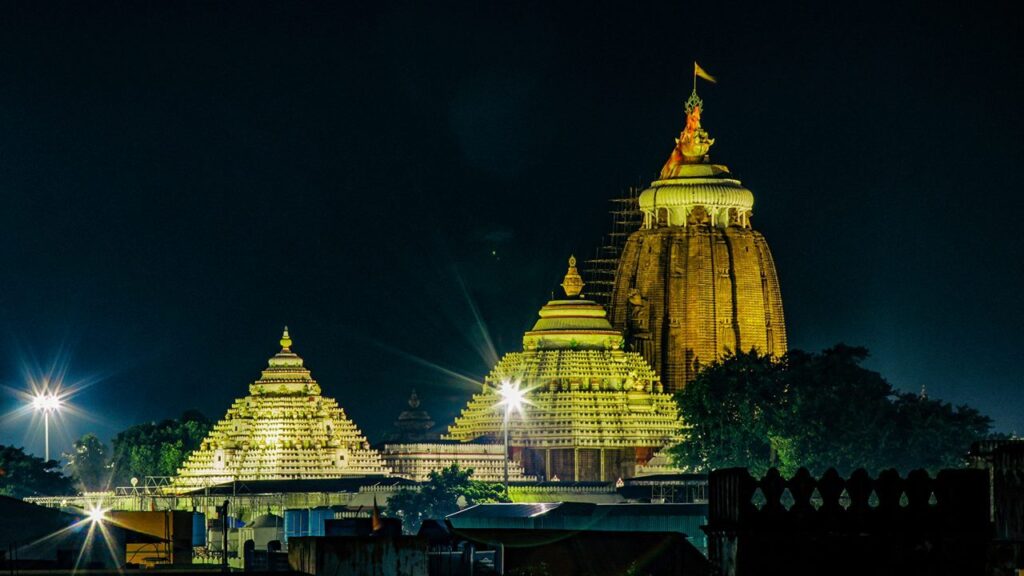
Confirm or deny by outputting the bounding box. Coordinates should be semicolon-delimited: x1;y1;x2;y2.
609;226;786;393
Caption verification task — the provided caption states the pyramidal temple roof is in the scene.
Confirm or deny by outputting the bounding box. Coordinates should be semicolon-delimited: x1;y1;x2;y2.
248;327;323;396
172;329;389;492
445;258;679;456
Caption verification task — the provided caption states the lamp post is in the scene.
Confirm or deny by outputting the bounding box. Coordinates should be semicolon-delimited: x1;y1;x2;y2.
496;381;526;498
32;392;61;461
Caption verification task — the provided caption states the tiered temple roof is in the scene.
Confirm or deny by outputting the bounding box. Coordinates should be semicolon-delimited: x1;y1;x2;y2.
173;329;389;491
445;258;680;482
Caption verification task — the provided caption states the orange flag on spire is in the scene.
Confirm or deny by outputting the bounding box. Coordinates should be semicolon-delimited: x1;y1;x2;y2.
694;61;717;84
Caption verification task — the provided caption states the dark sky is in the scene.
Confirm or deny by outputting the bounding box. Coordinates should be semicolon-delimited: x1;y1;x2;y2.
1;1;1021;458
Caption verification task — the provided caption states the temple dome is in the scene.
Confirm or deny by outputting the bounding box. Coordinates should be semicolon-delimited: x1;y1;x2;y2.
522;258;623;351
639;164;755;229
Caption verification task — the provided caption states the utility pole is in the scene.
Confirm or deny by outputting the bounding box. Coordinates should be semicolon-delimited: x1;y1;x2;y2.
218;500;230;573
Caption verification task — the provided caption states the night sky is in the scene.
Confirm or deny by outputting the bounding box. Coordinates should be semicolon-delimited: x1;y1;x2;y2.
1;1;1021;459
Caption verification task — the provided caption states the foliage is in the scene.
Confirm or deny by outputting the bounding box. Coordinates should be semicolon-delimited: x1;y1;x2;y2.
387;463;509;534
65;433;109;491
0;444;74;497
670;345;993;476
672;348;785;475
109;410;212;486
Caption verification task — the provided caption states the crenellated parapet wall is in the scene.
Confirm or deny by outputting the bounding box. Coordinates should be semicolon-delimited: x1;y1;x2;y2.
705;467;991;576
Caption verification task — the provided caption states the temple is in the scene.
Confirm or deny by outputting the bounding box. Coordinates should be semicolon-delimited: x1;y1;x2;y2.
390;389;437;443
445;257;680;482
172;329;390;491
379;390;535;482
608;89;787;392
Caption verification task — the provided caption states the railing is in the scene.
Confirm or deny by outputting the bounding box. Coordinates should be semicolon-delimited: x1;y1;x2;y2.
707;467;990;534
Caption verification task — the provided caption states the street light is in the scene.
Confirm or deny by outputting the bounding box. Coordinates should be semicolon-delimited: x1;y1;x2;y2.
496;380;528;498
32;392;62;461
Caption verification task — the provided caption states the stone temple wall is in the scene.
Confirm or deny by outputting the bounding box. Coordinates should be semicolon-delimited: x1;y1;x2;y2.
609;225;786;393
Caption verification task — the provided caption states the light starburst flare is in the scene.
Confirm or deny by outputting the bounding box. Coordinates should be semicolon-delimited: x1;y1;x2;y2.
495;379;533;418
3;344;105;464
32;392;62;413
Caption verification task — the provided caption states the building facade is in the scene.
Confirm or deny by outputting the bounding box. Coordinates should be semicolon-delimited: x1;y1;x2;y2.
380;441;536;483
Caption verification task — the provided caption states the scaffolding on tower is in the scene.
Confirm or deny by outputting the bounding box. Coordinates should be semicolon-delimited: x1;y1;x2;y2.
583;185;642;314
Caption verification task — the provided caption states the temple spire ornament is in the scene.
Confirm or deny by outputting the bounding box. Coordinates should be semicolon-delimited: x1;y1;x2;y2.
660;90;716;178
660;62;719;178
561;255;585;297
280;326;292;350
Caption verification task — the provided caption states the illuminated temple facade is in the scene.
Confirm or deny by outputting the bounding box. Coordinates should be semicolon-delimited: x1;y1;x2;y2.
445;258;680;482
381;441;536;483
608;90;787;392
173;329;389;491
379;390;535;482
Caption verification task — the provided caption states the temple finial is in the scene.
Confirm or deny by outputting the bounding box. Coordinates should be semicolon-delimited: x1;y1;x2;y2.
280;326;292;350
660;65;718;178
561;255;585;298
409;389;420;409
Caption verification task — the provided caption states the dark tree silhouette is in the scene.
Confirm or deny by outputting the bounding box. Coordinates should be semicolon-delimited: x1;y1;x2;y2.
0;445;73;497
109;410;212;486
670;345;993;476
65;432;109;491
386;463;508;534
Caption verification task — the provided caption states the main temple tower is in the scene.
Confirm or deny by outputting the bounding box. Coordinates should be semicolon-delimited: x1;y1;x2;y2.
608;89;787;392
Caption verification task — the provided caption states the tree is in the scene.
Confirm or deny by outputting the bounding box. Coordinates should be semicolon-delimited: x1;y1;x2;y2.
774;346;900;476
670;345;994;476
884;391;993;472
0;444;74;498
671;348;786;476
66;433;109;491
109;410;212;486
386;463;509;534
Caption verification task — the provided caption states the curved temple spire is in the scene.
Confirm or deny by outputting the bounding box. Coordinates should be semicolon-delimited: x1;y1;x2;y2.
280;326;292;350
